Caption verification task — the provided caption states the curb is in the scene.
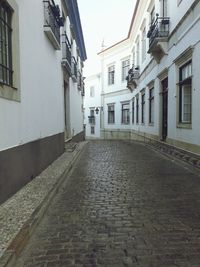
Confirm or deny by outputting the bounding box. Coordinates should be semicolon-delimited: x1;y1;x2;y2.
0;141;88;267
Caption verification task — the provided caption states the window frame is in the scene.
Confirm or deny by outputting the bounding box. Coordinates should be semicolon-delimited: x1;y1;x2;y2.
178;60;192;125
132;99;135;124
121;102;130;125
90;86;95;97
141;91;145;124
0;1;13;86
121;58;130;82
136;95;139;124
108;65;115;85
149;87;154;124
107;104;115;124
0;0;20;102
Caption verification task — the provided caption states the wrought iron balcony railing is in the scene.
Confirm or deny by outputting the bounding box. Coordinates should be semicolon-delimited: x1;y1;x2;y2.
62;33;71;72
43;0;64;49
88;116;95;125
147;16;170;47
126;66;140;91
71;56;78;81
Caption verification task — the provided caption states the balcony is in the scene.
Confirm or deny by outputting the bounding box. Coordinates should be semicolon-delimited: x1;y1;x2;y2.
43;0;64;50
61;33;71;74
71;56;78;82
147;16;170;63
126;66;140;91
88;116;95;125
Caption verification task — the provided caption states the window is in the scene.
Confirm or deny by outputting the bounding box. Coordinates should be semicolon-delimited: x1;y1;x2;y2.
136;95;139;123
141;27;146;63
132;99;135;124
136;38;140;66
88;108;95;124
121;102;130;124
0;1;13;86
141;91;145;124
150;6;155;24
149;87;154;124
108;104;115;124
122;59;130;81
108;65;115;85
91;126;95;134
132;47;136;66
90;86;95;97
179;61;192;124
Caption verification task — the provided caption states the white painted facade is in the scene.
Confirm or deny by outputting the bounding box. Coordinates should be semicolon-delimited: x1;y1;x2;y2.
0;0;85;151
84;74;101;139
0;0;86;203
84;0;200;154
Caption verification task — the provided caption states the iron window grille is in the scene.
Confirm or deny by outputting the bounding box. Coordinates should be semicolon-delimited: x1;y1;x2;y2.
0;2;13;86
71;56;78;79
147;15;170;46
43;0;64;45
62;32;71;68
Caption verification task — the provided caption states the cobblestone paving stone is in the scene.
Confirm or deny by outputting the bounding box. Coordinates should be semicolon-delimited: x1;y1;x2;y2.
16;141;200;267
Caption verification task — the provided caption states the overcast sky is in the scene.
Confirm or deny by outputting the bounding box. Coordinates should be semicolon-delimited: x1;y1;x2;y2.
77;0;136;77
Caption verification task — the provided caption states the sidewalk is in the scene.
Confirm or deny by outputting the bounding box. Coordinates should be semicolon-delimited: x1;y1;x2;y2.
0;141;87;267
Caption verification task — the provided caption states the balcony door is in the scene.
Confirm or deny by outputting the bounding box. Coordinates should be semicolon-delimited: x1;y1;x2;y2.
64;81;70;139
161;78;168;141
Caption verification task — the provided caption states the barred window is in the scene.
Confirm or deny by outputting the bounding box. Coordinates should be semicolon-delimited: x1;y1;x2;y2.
0;2;13;86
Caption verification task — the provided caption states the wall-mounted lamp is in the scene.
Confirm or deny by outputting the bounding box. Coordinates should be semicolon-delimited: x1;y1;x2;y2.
95;106;103;115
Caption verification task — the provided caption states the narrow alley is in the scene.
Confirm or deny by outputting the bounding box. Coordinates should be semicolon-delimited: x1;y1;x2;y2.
16;141;200;267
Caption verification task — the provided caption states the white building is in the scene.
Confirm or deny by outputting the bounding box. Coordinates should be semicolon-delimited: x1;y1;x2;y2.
84;74;101;139
0;0;86;204
84;0;200;156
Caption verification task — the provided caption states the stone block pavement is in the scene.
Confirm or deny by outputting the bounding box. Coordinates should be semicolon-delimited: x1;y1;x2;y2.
12;140;200;267
0;141;87;267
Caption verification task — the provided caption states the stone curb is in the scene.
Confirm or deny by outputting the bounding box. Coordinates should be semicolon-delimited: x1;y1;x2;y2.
0;141;88;267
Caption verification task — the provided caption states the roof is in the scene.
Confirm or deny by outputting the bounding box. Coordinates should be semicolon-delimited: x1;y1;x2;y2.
65;0;87;61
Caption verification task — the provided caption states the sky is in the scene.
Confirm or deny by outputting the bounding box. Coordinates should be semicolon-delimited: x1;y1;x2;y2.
77;0;136;77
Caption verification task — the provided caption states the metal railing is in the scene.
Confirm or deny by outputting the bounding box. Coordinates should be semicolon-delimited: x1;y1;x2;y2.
62;33;71;67
147;16;170;46
43;0;63;44
126;66;139;83
71;56;78;79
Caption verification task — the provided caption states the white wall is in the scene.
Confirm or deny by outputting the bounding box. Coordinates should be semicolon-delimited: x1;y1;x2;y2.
0;0;64;150
84;74;101;138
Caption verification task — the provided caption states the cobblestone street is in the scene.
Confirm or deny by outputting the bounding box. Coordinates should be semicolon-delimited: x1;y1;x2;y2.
16;141;200;267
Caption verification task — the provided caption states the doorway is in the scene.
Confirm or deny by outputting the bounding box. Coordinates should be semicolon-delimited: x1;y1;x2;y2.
161;77;168;141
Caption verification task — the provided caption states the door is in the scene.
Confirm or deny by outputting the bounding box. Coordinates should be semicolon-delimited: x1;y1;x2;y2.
64;81;70;139
162;78;168;141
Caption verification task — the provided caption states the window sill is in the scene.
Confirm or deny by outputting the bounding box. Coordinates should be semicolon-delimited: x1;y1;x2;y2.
149;123;154;126
0;83;20;102
177;123;192;129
